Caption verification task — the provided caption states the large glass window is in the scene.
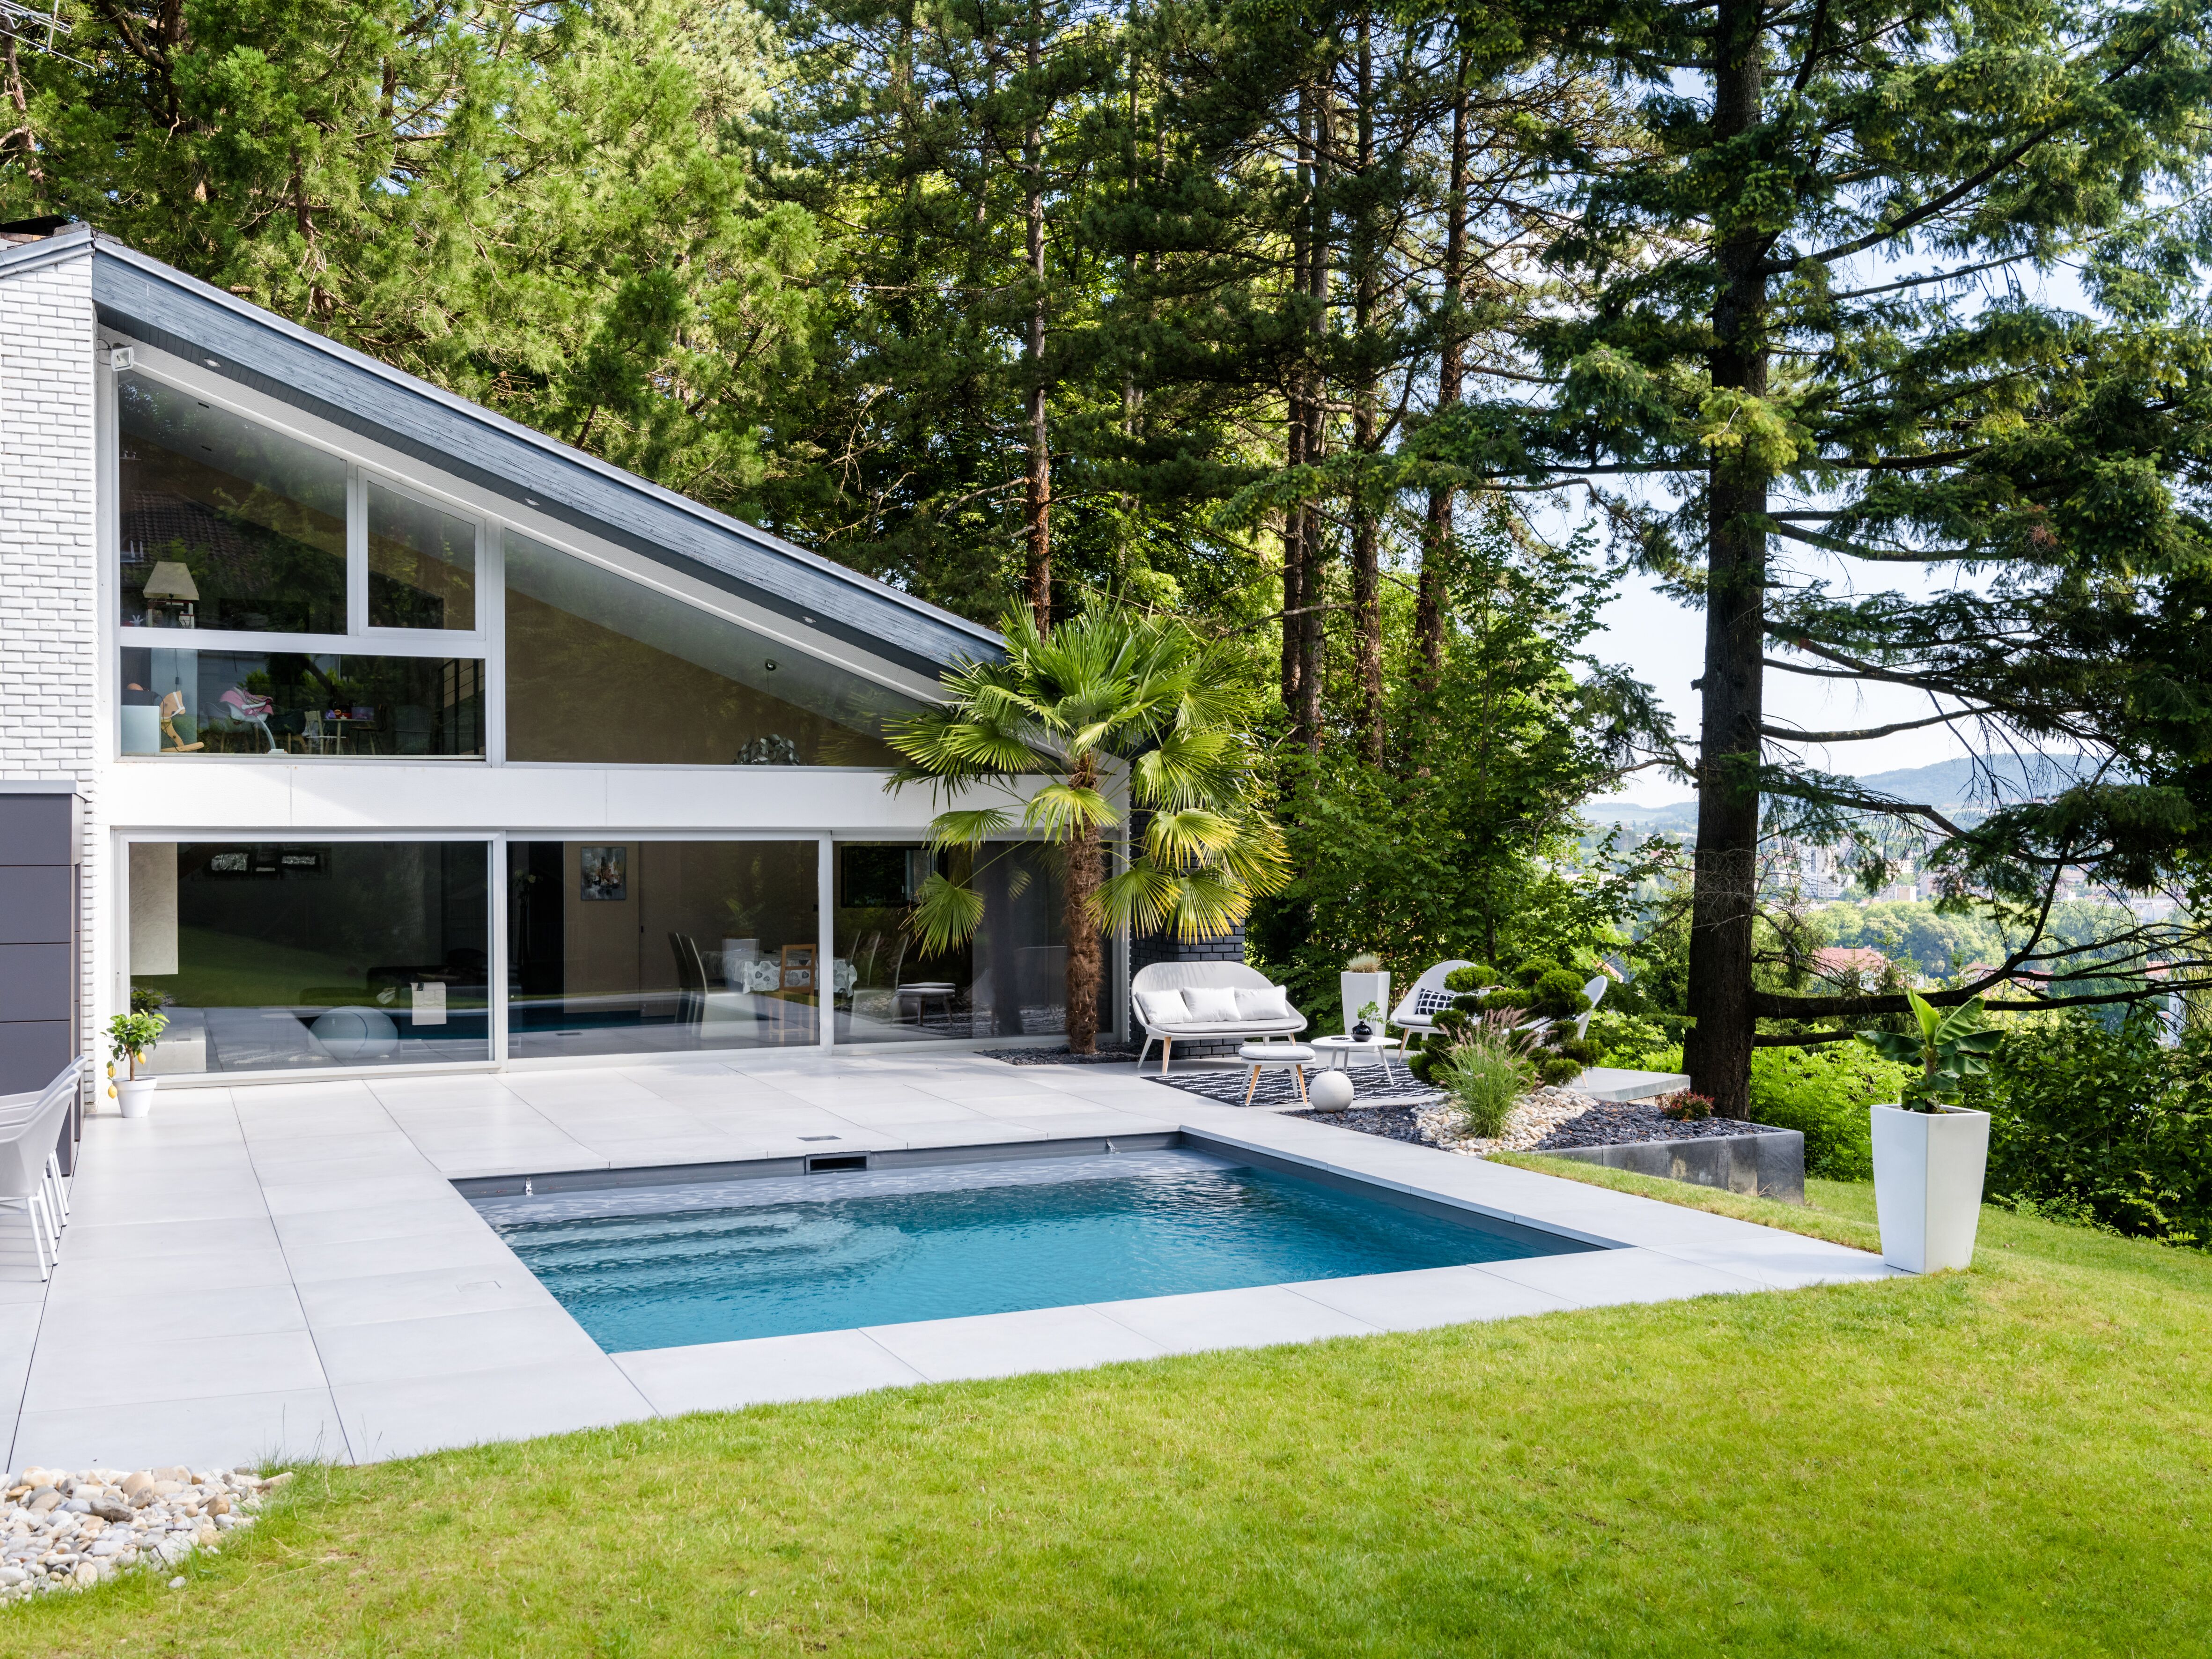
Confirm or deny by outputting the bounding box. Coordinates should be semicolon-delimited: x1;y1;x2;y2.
368;480;478;631
117;372;348;634
507;840;820;1057
503;531;918;766
119;648;485;758
128;841;490;1075
834;842;1075;1043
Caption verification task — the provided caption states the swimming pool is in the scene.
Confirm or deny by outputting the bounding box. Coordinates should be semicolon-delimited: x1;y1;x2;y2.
467;1144;1596;1352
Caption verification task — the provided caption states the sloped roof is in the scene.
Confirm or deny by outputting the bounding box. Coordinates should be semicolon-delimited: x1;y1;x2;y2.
3;222;1002;678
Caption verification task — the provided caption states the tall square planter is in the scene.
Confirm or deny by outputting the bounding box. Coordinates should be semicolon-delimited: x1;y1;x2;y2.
1870;1103;1991;1273
1340;971;1389;1038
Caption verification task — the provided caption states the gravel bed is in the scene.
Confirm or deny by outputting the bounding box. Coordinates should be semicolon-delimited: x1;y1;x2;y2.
980;1045;1147;1066
1293;1085;1786;1158
0;1465;283;1600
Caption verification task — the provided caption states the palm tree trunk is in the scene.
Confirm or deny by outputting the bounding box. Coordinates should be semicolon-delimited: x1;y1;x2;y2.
1063;760;1104;1053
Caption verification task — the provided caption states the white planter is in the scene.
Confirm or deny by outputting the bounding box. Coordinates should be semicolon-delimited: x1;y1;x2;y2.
1870;1102;1990;1273
1340;971;1390;1038
115;1077;158;1120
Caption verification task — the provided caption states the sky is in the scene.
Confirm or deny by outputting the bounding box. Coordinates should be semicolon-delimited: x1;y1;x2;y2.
1591;564;1984;806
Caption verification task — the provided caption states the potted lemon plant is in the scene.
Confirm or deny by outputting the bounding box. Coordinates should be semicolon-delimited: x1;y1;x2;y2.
1858;990;2005;1273
106;995;170;1119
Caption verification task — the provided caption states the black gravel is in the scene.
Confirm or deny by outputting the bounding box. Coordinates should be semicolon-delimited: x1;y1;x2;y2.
979;1044;1148;1066
1295;1098;1789;1152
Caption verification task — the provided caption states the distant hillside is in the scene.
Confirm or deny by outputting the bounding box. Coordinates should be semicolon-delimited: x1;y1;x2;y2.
1582;752;2088;835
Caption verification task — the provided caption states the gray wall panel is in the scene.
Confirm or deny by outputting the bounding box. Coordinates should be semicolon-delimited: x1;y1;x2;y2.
0;944;72;1021
0;868;71;944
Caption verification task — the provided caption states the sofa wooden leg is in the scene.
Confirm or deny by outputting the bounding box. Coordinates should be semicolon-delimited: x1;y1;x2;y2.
1293;1066;1307;1102
1160;1039;1172;1076
1244;1066;1261;1106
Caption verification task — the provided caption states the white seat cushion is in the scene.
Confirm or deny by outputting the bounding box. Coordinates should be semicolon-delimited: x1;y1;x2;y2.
1135;989;1190;1028
1233;986;1295;1021
1153;1016;1305;1036
1238;1042;1314;1062
1180;987;1242;1023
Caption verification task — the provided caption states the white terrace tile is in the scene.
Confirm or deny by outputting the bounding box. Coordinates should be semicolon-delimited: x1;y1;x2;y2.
47;1241;297;1299
259;1172;464;1217
66;1174;272;1231
36;1280;308;1346
12;1386;351;1474
1288;1263;1580;1331
293;1265;556;1329
1472;1246;1766;1308
310;1305;608;1388
55;1214;284;1265
268;1198;494;1251
332;1360;650;1463
862;1304;1168;1383
0;1302;44;1432
1091;1284;1381;1355
281;1223;523;1286
21;1329;328;1413
615;1329;928;1416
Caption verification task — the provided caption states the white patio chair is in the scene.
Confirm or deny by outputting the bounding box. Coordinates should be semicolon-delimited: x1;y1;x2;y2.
1387;960;1475;1047
1574;975;1608;1040
0;1060;82;1280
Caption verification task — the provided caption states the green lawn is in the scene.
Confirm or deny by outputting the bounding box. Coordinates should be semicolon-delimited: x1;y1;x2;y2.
16;1179;2209;1656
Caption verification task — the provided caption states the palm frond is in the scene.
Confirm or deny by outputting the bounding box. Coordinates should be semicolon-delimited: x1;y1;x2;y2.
907;870;988;955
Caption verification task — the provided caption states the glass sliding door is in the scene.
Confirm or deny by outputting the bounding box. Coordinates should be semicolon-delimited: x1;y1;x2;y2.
127;840;490;1074
833;842;1073;1043
506;840;821;1057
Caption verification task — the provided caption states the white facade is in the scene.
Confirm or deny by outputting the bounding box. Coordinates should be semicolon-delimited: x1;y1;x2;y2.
1;229;1115;1086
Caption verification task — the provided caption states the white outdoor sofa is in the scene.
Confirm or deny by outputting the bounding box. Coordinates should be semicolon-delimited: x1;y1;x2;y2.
1132;962;1307;1074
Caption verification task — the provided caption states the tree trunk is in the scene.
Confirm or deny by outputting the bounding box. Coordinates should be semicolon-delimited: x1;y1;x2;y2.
1282;88;1312;723
1416;53;1469;696
1063;762;1103;1054
1350;13;1382;764
1024;6;1052;633
1295;73;1333;755
1683;0;1770;1120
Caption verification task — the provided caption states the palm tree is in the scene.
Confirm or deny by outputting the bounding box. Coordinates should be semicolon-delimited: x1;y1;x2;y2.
885;600;1289;1054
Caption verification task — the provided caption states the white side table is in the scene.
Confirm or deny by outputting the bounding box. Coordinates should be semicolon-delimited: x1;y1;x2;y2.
1235;1041;1314;1107
1311;1033;1405;1088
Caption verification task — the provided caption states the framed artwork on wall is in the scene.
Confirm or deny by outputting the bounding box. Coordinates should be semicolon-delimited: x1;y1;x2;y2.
580;845;627;901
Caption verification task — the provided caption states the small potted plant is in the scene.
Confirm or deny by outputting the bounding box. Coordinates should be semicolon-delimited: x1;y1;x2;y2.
1857;990;2005;1273
106;996;170;1119
1351;999;1381;1042
1340;954;1389;1040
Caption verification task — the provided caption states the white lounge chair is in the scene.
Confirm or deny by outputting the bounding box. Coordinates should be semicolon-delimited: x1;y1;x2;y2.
1133;962;1307;1074
1574;975;1608;1040
1388;960;1475;1047
0;1059;82;1281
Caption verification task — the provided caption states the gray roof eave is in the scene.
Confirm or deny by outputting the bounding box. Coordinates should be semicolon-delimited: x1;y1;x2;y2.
86;235;1002;678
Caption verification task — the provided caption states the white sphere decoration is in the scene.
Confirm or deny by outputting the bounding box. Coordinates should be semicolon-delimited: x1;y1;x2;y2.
1307;1069;1356;1113
310;1005;400;1063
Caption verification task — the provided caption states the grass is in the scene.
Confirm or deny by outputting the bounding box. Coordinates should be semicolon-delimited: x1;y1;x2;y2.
15;1180;2211;1657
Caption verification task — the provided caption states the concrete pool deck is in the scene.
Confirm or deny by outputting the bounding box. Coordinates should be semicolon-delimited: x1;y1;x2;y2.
0;1053;1902;1469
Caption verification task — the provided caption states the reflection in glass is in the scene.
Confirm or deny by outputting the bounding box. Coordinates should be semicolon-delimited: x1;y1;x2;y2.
368;481;478;631
117;372;348;633
834;842;1072;1043
503;531;918;766
507;841;820;1056
119;649;485;758
128;841;489;1074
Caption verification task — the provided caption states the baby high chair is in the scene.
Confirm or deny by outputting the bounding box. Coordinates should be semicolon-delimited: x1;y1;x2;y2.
218;686;283;754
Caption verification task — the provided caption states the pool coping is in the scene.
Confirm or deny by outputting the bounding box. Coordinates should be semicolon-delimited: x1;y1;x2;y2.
2;1055;1906;1469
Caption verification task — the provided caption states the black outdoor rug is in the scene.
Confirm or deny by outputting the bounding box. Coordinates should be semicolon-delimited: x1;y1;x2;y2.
1144;1062;1446;1112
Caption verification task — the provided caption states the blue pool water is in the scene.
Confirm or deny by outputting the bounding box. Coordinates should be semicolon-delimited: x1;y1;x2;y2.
471;1148;1588;1352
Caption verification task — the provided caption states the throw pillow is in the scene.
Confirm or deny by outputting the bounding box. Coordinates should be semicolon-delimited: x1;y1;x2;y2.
1180;988;1242;1023
1135;989;1189;1027
1234;987;1293;1021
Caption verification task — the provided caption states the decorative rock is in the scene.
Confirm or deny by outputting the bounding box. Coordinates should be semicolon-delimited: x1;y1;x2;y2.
0;1465;273;1604
1306;1069;1357;1113
169;1576;185;1589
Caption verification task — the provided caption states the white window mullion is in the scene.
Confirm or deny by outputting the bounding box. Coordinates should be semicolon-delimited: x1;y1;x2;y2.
818;835;835;1051
346;465;368;637
488;833;509;1065
483;517;507;766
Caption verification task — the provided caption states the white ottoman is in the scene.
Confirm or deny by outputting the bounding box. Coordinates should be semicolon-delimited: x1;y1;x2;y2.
1236;1041;1315;1107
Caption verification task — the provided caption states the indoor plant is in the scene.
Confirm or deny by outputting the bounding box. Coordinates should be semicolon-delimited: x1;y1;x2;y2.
106;1002;170;1119
1340;955;1389;1040
1858;990;2005;1272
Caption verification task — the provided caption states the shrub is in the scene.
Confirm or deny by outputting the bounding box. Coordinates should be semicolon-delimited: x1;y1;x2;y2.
1537;1054;1585;1086
1532;969;1593;1020
1443;964;1499;994
1976;1012;2212;1248
1659;1091;1713;1121
1473;988;1534;1014
1510;956;1556;988
1439;1041;1534;1139
1743;1045;1914;1180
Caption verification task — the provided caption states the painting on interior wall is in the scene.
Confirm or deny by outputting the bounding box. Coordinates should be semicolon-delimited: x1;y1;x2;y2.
579;846;627;901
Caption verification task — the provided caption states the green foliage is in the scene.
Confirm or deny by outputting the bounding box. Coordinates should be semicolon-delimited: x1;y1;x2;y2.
1975;1013;2212;1248
128;984;168;1018
1439;1042;1535;1140
106;1010;168;1076
1537;1055;1586;1087
888;600;1285;1051
1531;970;1593;1021
1443;965;1497;994
1859;992;2006;1109
1745;1046;1917;1181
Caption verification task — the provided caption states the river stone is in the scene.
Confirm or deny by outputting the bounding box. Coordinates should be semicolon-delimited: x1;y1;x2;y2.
26;1490;59;1515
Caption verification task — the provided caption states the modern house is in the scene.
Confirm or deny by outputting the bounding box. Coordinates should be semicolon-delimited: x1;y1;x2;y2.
0;221;1130;1093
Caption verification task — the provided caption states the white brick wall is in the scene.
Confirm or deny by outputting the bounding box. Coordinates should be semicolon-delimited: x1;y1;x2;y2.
0;246;103;1059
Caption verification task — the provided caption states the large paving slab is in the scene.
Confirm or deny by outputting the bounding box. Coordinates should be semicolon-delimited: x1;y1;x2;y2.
0;1051;1905;1469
